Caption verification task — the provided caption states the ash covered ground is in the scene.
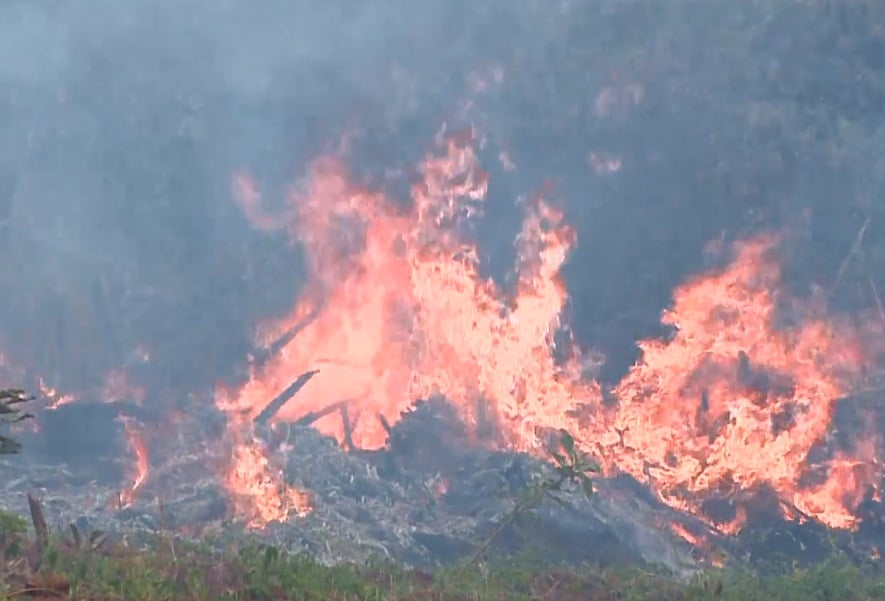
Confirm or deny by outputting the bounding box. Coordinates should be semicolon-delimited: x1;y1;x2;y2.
2;0;885;574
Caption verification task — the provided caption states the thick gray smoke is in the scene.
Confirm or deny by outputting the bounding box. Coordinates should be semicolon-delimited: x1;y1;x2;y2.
1;0;883;406
0;0;549;397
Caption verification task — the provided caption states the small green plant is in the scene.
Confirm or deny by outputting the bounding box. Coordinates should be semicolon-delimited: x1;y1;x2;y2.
450;429;600;585
547;429;601;499
0;508;27;560
1;520;884;600
0;388;34;455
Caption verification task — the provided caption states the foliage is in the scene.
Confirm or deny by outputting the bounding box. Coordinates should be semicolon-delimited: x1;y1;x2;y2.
442;429;600;591
547;429;601;499
0;509;27;562
0;389;33;455
1;526;885;600
0;429;882;600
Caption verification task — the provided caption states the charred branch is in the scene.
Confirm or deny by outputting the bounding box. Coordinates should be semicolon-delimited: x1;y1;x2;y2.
26;492;48;551
291;399;347;428
249;301;325;370
340;404;356;451
253;370;319;425
289;398;357;449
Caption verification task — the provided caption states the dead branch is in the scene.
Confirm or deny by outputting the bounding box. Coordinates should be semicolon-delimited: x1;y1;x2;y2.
250;299;325;368
26;492;48;550
68;523;81;549
870;277;885;323
379;413;394;440
288;399;358;449
292;399;349;428
253;370;319;425
340;404;356;451
828;215;871;300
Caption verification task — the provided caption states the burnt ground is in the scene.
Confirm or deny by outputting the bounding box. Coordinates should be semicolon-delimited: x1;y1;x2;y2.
2;397;884;577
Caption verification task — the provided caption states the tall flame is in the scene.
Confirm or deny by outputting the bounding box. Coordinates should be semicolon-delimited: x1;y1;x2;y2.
219;130;880;530
119;415;149;508
608;237;875;529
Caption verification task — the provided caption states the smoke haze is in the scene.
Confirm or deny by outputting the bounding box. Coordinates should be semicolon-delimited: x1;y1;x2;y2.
2;2;885;529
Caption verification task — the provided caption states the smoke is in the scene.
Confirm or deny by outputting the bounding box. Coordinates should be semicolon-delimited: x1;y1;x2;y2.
0;0;543;396
3;1;885;538
1;1;883;415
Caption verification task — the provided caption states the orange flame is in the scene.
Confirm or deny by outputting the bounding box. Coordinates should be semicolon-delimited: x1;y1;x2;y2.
223;419;312;527
118;415;149;508
220;131;881;531
608;237;875;529
39;378;78;410
217;129;587;455
35;366;146;410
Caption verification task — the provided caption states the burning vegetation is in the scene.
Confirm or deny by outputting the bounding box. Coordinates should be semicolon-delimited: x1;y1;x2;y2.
1;2;885;591
1;123;885;576
213;129;885;540
2;122;885;569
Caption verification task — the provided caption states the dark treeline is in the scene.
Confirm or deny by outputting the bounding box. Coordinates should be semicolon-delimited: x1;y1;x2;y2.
0;0;883;398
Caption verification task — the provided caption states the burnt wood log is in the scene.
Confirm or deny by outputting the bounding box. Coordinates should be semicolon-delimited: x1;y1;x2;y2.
253;370;319;425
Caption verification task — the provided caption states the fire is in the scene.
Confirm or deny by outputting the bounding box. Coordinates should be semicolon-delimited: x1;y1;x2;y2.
220;128;589;454
118;415;149;508
219;129;880;531
223;419;312;527
608;237;875;529
38;368;143;412
39;378;77;410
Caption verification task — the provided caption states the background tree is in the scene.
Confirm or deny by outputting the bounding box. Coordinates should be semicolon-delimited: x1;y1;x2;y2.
0;389;33;455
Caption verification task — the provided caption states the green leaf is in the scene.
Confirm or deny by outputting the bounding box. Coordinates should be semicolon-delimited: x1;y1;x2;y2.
559;429;575;455
553;465;571;482
576;456;601;474
550;451;568;468
263;544;279;570
581;476;595;499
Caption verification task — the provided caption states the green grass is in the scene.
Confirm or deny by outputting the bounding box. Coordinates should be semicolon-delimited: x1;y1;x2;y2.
1;510;885;601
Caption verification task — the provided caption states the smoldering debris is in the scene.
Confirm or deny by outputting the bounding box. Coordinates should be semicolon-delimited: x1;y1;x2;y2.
3;393;885;576
0;397;708;574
